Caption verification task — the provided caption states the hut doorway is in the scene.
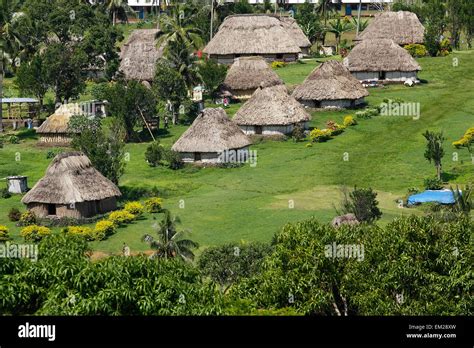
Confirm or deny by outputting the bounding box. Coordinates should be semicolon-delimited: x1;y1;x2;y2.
194;153;202;161
255;126;263;135
379;71;386;80
47;204;57;216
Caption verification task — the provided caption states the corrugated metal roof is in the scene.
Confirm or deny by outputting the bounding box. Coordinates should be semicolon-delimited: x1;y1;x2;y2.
1;98;39;103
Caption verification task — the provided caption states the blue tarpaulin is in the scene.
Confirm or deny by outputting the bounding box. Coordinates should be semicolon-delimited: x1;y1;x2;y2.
407;190;458;205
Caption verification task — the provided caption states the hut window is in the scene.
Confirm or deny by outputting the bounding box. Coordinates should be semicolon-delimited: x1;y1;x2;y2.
194;153;202;161
48;204;57;216
255;126;263;135
276;54;283;60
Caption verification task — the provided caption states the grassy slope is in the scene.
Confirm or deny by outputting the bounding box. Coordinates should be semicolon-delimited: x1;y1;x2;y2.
1;52;473;255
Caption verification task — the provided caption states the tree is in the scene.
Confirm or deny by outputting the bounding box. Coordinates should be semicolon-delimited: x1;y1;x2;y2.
153;59;188;125
295;1;325;45
328;18;353;54
198;59;227;100
423;130;445;180
142;210;199;262
105;0;134;26
15;54;49;108
339;186;382;223
315;0;335;26
71;118;127;185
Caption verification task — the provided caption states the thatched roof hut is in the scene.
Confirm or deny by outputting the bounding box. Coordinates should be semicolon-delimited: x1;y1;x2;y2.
279;16;312;55
222;56;284;100
233;84;311;136
343;39;422;82
22;152;121;218
292;60;369;109
36;103;84;144
355;11;425;46
119;29;163;82
172;108;252;163
203;14;301;64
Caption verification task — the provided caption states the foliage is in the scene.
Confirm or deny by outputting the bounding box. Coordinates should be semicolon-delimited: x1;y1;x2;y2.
108;210;136;226
145;141;164;167
46;148;64;159
295;1;325;44
19;211;37;226
0;225;10;242
63;226;95;241
328;19;353;53
8;136;19;144
452;127;474;152
326;120;345;135
423;130;445;180
0;188;11;199
144;197;163;213
271;61;287;69
450;184;472;215
309;128;332;143
124;201;144;217
142;210;199;261
8;208;21;222
343;115;357;127
20;225;51;242
198;58;227;99
15;54;49;107
68;115;102;135
94;220;116;239
404;44;428;58
340;186;382;223
291;123;306;142
198;242;272;293
424;177;444;190
355;108;380;119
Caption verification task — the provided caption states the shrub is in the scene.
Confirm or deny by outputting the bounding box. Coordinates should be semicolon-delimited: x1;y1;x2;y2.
20;211;37;226
291;123;306;142
124;201;144;216
0;225;10;242
440;38;452;53
108;210;136;225
326;120;345;135
8;208;21;222
94;220;116;238
144;197;163;213
309;128;332;143
340;186;382;223
404;44;428;58
0;188;11;199
165;149;184;170
424;177;444;190
452;127;474;149
46;148;64;159
145;141;164;167
343;115;357;127
9;135;19;144
20;225;51;242
65;226;93;238
271;61;286;69
0;137;3;148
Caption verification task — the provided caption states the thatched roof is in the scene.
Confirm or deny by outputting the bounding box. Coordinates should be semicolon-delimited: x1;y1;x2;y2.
203;14;301;55
292;60;369;101
36;104;84;134
22;152;121;205
356;11;425;46
343;39;422;72
222;56;283;92
171;108;251;153
119;29;163;81
233;84;311;126
279;16;311;49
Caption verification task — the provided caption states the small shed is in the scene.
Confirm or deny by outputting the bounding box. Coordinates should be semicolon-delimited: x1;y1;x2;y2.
6;176;28;194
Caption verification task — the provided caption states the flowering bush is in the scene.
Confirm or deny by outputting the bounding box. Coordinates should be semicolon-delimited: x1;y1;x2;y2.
404;44;428;58
271;61;287;69
310;128;332;143
326;120;345;135
21;225;51;242
144;197;163;213
94;220;116;238
20;211;37;226
0;225;10;242
343;115;357;127
108;210;136;225
452;127;474;149
124;201;144;216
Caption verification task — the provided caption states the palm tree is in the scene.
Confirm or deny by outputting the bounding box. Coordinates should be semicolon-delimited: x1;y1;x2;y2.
106;0;134;26
142;210;199;262
315;0;335;26
328;19;354;54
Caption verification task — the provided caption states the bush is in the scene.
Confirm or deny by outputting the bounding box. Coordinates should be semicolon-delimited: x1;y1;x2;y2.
452;127;474;149
424;177;444;190
108;210;136;225
20;211;37;226
271;61;287;69
0;137;3;148
404;44;428;58
309;128;332;143
9;135;19;144
20;225;51;242
145;141;164;167
124;201;144;216
326;120;345;136
343;115;357;127
440;38;452;53
0;225;10;242
355;108;380;119
46;148;64;159
165;149;184;170
144;197;163;213
0;188;11;199
8;208;21;222
340;186;382;223
64;226;94;239
94;220;116;238
291;123;306;142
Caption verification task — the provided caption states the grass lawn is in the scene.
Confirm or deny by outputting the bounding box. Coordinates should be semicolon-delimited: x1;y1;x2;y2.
1;51;473;256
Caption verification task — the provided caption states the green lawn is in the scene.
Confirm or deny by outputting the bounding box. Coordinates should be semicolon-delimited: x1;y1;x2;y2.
1;51;473;256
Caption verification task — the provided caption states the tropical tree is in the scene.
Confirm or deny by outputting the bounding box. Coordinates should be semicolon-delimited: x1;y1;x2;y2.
451;184;472;215
142;210;199;261
328;18;354;54
105;0;134;26
315;0;335;26
198;58;227;100
423;130;445;180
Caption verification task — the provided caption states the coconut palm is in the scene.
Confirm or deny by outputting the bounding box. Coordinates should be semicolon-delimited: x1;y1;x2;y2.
142;209;199;262
105;0;134;26
328;19;354;54
315;0;335;26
